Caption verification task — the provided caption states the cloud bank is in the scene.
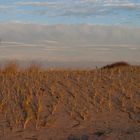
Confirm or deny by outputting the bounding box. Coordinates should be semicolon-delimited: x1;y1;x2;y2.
0;23;139;62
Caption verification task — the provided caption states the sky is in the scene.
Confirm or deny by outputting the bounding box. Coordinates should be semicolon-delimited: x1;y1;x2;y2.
0;0;140;26
0;0;140;64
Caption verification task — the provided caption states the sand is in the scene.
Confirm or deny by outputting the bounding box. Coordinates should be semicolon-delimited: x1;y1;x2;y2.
0;63;139;140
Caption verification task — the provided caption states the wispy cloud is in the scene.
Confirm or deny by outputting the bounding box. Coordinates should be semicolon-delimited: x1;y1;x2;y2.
14;0;140;17
0;5;13;13
0;0;139;25
16;1;63;8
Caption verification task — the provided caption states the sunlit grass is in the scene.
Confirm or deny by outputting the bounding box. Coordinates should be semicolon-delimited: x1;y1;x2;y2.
0;62;139;130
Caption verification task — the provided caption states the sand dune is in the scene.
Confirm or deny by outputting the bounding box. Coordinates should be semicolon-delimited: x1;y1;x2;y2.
0;63;139;140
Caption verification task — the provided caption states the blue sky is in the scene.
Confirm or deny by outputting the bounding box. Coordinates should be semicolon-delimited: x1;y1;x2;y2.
0;0;140;26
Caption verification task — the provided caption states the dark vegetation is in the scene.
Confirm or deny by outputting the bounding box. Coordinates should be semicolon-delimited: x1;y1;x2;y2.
101;61;130;69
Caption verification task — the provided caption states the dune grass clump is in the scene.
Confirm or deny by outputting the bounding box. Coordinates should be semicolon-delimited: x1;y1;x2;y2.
0;62;139;132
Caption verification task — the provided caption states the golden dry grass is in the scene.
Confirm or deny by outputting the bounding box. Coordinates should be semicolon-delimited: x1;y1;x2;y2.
0;62;139;140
